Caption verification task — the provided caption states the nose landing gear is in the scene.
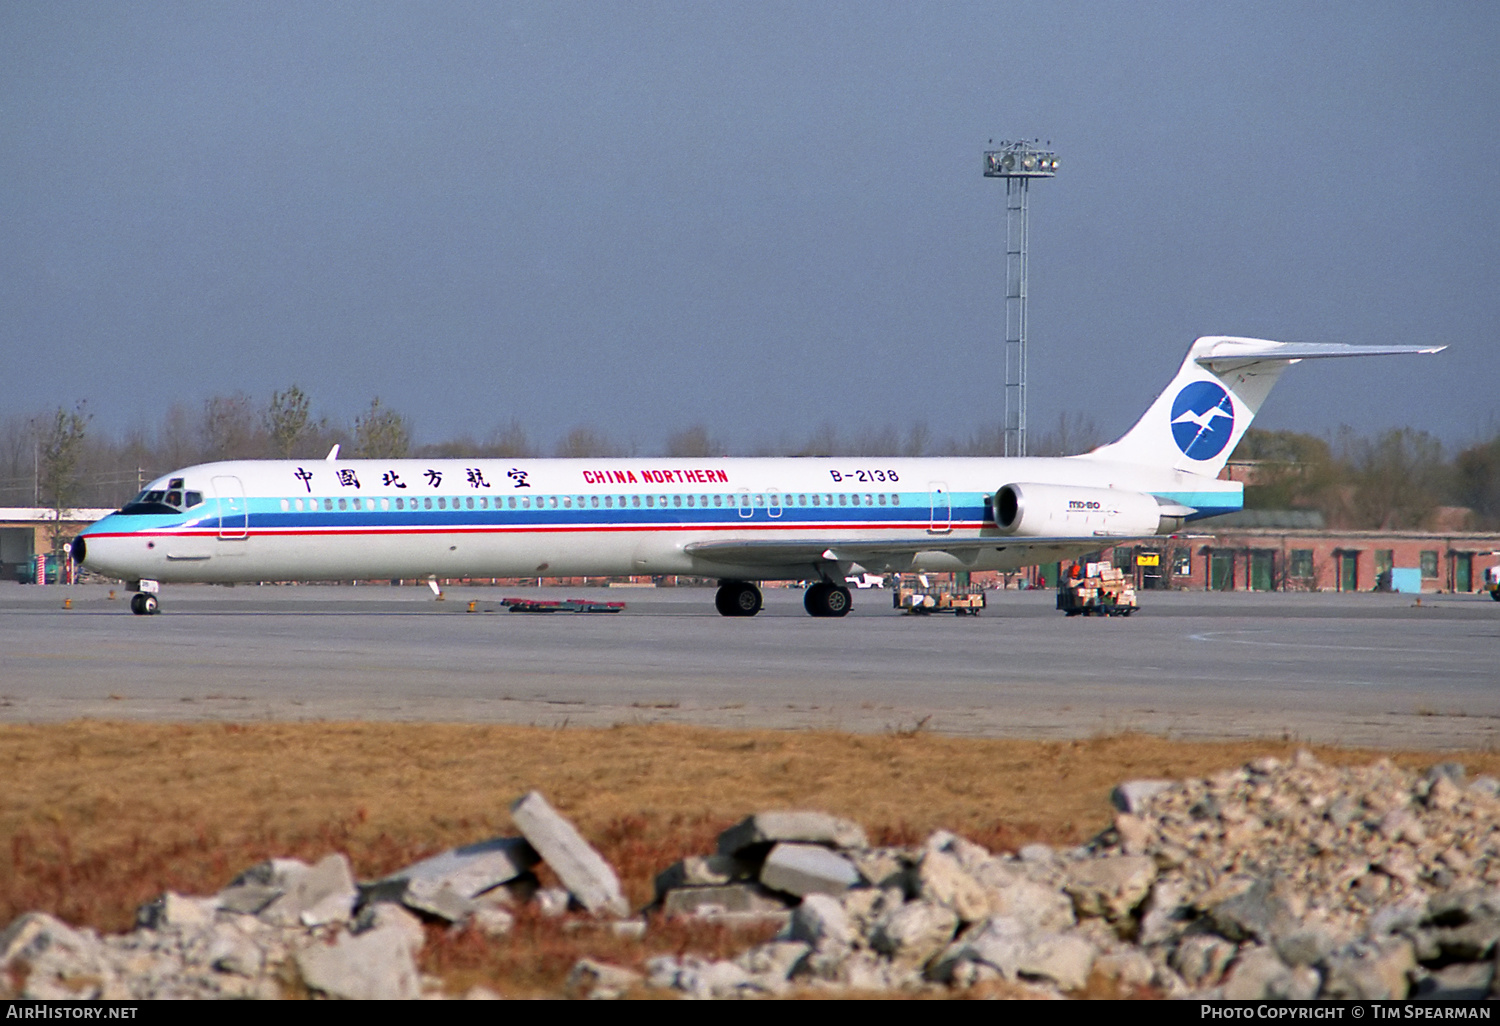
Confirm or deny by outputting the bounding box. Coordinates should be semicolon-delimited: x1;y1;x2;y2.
129;593;159;615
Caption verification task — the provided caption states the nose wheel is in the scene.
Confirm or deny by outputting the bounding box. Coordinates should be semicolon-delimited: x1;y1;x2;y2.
715;581;762;617
804;583;852;617
130;593;159;615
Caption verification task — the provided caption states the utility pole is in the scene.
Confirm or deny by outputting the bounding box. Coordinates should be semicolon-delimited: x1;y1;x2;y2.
984;140;1058;457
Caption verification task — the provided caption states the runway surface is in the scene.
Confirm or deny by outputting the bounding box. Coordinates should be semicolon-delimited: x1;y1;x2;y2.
3;582;1497;748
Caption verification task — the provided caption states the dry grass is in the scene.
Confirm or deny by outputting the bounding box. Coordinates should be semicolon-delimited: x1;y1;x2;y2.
4;720;1497;997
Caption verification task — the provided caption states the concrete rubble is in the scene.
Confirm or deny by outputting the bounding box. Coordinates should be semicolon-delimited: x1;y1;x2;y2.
4;755;1500;999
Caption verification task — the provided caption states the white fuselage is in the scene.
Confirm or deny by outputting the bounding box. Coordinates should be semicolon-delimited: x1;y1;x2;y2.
76;454;1240;584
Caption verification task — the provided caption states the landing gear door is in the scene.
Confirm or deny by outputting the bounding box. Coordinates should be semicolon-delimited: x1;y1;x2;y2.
928;482;951;535
213;476;248;540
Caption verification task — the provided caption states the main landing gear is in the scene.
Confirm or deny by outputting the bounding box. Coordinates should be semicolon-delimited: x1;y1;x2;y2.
803;582;852;618
715;581;763;617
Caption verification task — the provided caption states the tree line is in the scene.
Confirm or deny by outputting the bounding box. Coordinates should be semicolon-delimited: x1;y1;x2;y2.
5;387;1498;531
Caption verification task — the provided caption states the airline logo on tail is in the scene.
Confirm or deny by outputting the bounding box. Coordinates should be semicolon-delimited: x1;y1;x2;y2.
1170;381;1235;461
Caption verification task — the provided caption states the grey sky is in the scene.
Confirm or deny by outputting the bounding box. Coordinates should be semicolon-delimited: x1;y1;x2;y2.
3;1;1496;453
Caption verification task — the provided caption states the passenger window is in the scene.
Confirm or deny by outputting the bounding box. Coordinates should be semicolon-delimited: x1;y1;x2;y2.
382;498;391;511
811;494;820;506
338;498;348;510
563;497;572;508
839;494;847;506
356;497;366;510
864;494;872;506
511;497;519;509
646;496;654;508
658;495;667;506
799;495;807;506
424;497;433;510
753;494;763;507
685;495;694;507
323;499;333;511
824;494;834;506
851;494;860;506
604;496;613;508
280;499;289;512
548;497;558;509
633;496;641;507
878;493;886;505
712;495;722;507
394;497;403;510
892;494;900;506
673;495;682;507
465;497;474;509
592;496;600;508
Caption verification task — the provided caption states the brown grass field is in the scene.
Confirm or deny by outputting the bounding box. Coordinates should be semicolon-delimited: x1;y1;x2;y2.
4;721;1497;997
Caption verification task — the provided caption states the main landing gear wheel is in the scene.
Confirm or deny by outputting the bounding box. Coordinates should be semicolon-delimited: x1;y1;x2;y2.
803;583;852;618
130;593;159;616
715;581;762;617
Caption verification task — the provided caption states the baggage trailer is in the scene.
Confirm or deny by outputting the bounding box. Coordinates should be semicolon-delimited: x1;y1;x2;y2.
1057;562;1137;617
892;576;987;616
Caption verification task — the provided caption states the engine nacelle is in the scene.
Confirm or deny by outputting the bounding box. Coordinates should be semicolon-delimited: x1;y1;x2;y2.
991;483;1182;537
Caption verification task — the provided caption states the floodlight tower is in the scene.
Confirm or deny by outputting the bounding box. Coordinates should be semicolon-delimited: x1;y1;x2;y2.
984;141;1057;457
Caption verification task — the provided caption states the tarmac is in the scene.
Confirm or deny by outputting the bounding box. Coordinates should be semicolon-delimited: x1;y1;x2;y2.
2;581;1497;749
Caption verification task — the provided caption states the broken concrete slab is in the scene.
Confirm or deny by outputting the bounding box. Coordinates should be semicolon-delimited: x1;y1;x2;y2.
717;811;868;856
653;853;752;899
510;791;629;918
253;853;358;927
295;924;421;1000
134;891;216;931
661;883;790;919
759;842;861;898
365;836;540;914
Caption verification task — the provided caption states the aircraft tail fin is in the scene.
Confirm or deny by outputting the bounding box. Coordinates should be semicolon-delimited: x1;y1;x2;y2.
1082;336;1444;477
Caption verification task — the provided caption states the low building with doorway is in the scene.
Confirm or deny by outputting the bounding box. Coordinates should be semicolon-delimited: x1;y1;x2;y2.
0;507;114;582
1092;510;1500;594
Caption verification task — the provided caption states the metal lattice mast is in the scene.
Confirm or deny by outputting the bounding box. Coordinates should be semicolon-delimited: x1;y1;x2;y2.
984;141;1057;457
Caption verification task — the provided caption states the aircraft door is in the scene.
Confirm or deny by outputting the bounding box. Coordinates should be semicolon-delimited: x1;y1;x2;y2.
737;488;753;519
213;476;248;540
928;482;951;534
767;490;782;519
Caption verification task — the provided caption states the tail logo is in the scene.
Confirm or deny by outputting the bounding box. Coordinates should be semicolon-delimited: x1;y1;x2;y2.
1170;381;1235;461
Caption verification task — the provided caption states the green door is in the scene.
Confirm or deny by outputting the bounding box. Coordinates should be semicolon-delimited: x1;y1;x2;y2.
1250;552;1273;591
1210;553;1234;591
1040;562;1060;588
1340;552;1358;592
1456;554;1472;592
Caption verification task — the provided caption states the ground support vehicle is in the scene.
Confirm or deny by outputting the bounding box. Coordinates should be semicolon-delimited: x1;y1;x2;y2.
1057;563;1137;617
892;577;987;616
1485;565;1500;601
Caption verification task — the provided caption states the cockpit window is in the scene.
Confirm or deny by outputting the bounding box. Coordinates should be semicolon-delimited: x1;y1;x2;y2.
118;486;199;516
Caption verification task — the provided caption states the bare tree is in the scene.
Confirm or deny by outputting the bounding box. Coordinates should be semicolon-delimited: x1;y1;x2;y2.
665;424;721;458
1029;411;1104;456
554;426;624;458
265;385;317;459
353;397;411;459
484;419;536;458
1336;427;1448;530
34;403;90;560
200;393;262;461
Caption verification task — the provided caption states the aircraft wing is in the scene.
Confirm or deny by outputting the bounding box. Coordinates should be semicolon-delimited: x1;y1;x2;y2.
683;534;1159;567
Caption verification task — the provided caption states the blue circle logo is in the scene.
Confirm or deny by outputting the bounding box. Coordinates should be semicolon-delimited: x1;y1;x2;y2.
1170;381;1235;460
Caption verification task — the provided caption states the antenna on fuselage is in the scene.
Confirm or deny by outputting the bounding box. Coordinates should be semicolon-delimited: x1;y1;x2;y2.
326;444;340;461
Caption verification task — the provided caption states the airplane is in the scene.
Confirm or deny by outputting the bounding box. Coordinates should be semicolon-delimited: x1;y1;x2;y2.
72;336;1441;618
